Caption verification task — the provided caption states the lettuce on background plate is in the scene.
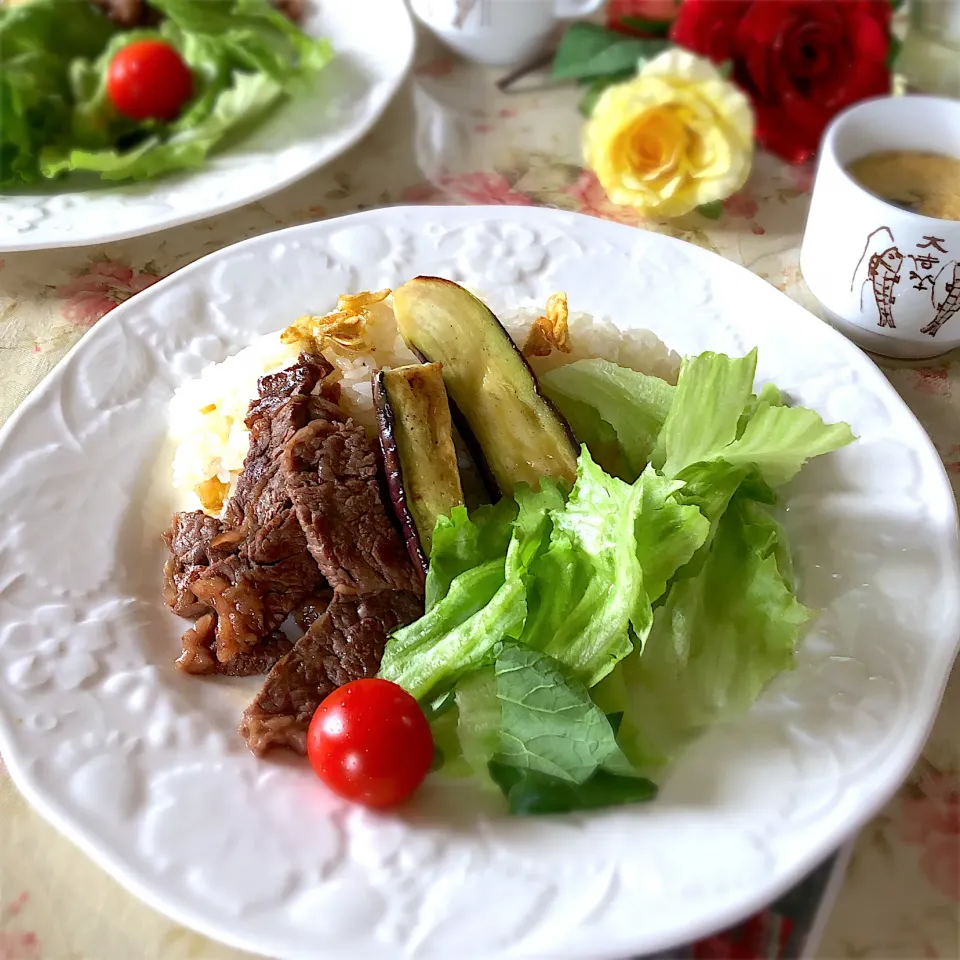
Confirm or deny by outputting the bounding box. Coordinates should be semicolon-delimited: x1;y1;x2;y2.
0;0;332;187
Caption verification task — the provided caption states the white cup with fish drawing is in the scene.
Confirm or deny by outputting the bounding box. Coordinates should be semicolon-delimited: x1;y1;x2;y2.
800;95;960;359
410;0;605;67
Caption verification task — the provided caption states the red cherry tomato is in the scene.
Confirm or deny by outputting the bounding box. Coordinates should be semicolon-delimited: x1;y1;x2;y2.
307;679;433;808
107;40;193;123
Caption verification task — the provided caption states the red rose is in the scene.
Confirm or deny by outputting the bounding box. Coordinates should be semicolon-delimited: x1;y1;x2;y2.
670;0;892;164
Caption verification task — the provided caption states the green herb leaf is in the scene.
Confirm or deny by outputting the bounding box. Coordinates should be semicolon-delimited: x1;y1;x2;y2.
697;200;724;220
578;71;634;117
716;59;734;79
488;762;657;815
553;21;668;81
886;33;903;68
494;644;625;783
617;15;674;38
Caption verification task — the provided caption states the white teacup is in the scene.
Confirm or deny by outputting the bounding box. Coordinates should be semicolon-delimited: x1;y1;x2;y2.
410;0;605;67
800;95;960;359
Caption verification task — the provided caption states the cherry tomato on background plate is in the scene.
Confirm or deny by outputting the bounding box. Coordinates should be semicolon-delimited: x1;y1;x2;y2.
107;40;194;123
307;678;433;808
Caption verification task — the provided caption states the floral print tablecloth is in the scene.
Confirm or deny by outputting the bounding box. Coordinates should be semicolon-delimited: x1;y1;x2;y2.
0;33;958;960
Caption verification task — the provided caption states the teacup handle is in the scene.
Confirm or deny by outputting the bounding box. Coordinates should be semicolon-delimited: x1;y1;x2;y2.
554;0;605;19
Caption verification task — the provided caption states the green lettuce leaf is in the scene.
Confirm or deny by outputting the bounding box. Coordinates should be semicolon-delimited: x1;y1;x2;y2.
541;391;632;481
738;381;785;437
13;0;333;185
522;449;698;686
151;0;331;78
427;705;470;778
378;484;560;701
655;349;854;487
41;70;284;180
655;349;758;476
542;359;675;479
600;492;813;770
634;467;710;602
426;500;516;610
454;665;501;789
377;558;518;700
0;0;117;186
721;401;856;487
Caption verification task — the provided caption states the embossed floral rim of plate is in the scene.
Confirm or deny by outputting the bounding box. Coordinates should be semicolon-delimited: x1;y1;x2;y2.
0;0;414;253
0;207;958;960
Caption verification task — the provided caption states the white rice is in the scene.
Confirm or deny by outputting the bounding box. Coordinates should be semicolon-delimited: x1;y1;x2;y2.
169;291;680;515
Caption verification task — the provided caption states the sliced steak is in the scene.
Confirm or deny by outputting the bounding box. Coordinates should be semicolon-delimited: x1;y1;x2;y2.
93;0;303;27
161;511;235;618
192;355;338;662
90;0;161;28
239;590;423;755
176;614;293;677
225;362;341;532
191;527;323;662
258;352;333;400
283;418;423;595
292;588;334;632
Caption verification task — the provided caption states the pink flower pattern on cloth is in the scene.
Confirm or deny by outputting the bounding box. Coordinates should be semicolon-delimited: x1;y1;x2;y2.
899;766;960;901
57;260;162;328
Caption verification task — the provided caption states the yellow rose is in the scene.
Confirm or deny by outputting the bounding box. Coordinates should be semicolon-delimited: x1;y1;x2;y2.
583;49;754;218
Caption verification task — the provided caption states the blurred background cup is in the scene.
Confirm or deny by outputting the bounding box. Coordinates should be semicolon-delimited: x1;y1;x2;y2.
898;0;960;97
409;0;605;67
800;96;960;360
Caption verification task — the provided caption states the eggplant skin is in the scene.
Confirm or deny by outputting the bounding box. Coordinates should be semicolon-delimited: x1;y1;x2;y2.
393;277;579;496
374;364;465;577
374;370;427;577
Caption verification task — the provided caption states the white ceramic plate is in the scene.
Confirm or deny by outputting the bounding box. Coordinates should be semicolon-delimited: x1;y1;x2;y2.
0;207;957;960
0;0;413;252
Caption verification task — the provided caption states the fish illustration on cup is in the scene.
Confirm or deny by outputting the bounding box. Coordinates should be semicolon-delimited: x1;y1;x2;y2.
850;227;960;337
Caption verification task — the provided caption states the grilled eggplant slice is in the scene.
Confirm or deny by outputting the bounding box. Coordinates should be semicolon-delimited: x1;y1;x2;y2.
392;278;579;495
374;363;465;575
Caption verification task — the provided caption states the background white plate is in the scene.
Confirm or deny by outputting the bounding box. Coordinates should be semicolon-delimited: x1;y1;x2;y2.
0;0;414;252
0;207;957;960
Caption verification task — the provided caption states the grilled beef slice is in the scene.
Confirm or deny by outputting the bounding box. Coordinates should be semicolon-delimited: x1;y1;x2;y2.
164;351;426;757
93;0;304;27
162;511;235;618
164;354;334;664
292;588;335;632
283;417;424;595
240;412;425;755
239;590;423;755
176;614;294;677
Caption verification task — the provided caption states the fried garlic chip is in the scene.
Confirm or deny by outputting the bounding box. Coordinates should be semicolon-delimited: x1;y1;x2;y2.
282;289;392;353
196;476;229;515
522;292;571;358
